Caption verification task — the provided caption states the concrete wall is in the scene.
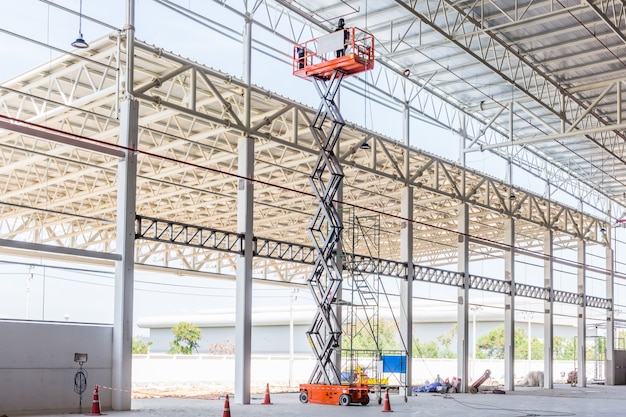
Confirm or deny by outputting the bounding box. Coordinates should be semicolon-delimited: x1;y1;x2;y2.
132;354;316;387
0;320;113;415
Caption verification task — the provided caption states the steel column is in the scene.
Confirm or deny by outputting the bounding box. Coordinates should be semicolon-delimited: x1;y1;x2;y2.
234;9;254;405
112;98;138;410
399;100;413;397
577;239;587;387
112;2;137;408
543;229;554;388
504;218;515;391
457;204;470;392
605;226;615;385
124;0;135;96
235;135;254;404
400;186;413;397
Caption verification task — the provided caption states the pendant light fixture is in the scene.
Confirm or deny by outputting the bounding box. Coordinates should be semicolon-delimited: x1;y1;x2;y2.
71;0;89;49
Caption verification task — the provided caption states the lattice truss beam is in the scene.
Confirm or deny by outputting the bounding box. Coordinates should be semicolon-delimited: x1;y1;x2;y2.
263;0;626;217
138;0;626;216
262;0;586;204
134;215;611;310
0;34;613;305
417;0;626;201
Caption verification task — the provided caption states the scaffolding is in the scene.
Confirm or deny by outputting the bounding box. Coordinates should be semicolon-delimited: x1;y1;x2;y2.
340;209;408;402
341;209;381;380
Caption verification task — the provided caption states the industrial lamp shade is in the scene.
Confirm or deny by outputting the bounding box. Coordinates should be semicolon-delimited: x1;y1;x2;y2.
71;37;89;49
71;0;88;49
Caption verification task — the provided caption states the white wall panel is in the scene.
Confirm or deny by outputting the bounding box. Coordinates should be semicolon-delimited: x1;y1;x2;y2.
0;321;113;414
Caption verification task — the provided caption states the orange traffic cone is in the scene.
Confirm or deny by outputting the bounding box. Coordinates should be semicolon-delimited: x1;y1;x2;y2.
222;394;231;417
381;388;393;412
87;385;103;416
262;383;272;405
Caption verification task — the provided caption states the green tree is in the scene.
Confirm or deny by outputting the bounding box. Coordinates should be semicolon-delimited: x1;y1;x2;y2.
413;338;439;358
436;324;458;358
587;337;606;361
531;337;544;360
132;336;152;354
554;336;577;360
342;319;398;351
476;325;530;359
168;322;202;354
476;326;504;359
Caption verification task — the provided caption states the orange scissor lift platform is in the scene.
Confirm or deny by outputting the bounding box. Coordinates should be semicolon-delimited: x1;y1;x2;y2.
299;377;370;406
293;27;374;80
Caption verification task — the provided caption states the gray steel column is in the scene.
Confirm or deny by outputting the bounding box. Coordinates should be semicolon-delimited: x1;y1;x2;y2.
504;218;515;391
242;11;252;123
234;9;254;405
543;229;554;388
112;98;138;410
577;239;587;387
112;1;137;409
458;112;466;164
400;101;413;397
235;136;254;404
403;102;410;145
457;204;470;392
457;113;469;393
400;186;413;397
605;226;615;385
123;0;135;95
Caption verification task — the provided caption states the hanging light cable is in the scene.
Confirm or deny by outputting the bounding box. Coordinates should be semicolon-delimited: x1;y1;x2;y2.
71;0;89;49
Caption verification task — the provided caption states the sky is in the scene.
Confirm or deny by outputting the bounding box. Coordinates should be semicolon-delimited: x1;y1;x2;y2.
1;1;624;335
0;253;323;335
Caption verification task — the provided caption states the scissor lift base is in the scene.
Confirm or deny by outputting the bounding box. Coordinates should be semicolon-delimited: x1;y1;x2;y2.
299;383;370;406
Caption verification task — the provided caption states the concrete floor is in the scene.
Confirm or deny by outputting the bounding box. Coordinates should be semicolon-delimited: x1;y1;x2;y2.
29;384;626;417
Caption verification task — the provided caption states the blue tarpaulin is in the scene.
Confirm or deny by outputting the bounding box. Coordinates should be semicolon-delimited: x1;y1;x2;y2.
413;382;441;393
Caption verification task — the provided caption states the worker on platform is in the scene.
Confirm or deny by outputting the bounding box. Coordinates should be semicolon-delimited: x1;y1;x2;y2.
296;46;305;69
335;18;349;58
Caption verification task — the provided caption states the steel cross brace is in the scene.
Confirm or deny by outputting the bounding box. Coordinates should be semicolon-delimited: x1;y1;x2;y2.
306;70;346;385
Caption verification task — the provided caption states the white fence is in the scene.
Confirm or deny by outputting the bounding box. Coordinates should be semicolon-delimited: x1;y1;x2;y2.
132;354;594;389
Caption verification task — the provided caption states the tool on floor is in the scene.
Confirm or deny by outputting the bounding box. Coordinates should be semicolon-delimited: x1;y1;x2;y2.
469;369;491;394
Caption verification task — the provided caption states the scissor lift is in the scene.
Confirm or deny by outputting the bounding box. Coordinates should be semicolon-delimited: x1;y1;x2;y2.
294;27;375;406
